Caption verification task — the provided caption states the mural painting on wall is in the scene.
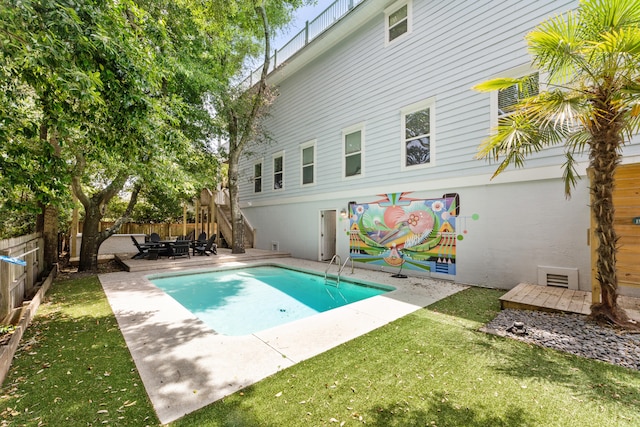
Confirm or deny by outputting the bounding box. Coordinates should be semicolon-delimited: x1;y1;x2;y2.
348;192;463;275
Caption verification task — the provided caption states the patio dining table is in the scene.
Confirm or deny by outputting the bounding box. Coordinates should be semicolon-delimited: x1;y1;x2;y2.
144;240;177;260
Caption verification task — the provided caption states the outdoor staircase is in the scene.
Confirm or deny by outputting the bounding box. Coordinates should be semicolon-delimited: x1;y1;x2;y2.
216;203;254;249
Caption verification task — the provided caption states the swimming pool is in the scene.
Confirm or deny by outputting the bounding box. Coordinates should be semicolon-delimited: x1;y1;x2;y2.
149;265;394;336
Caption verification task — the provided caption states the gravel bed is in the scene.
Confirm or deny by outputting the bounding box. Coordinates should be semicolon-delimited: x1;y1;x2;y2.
481;309;640;370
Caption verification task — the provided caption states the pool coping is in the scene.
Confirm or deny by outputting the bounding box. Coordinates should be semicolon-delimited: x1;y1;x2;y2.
99;257;467;424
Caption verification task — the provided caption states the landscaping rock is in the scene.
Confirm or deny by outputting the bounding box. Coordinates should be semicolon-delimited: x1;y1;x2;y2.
482;309;640;370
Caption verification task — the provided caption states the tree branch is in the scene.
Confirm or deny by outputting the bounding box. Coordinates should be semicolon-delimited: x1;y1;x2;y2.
239;1;271;148
71;153;91;208
102;181;143;239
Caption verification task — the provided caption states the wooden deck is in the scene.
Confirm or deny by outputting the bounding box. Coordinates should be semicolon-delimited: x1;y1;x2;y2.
500;283;640;321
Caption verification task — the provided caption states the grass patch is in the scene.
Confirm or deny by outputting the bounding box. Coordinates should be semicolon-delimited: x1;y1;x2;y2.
173;287;640;427
1;276;639;427
0;276;158;426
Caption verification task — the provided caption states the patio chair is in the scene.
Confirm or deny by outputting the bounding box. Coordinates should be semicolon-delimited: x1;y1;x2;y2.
190;231;207;252
169;241;191;259
193;236;217;256
149;232;161;243
147;246;159;260
131;236;148;259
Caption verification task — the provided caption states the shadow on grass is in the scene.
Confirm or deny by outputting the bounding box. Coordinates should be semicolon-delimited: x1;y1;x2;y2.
426;286;640;411
171;384;281;427
366;390;534;427
471;336;640;410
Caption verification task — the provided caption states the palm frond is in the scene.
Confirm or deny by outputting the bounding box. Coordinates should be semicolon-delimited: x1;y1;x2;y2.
524;89;586;133
473;77;525;92
566;128;592;154
621;101;640;138
476;112;546;174
580;0;640;35
562;151;580;198
527;11;585;85
594;27;640;56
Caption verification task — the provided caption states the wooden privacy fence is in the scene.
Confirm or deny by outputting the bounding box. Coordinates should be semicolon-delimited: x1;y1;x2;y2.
0;233;45;322
590;162;640;302
79;222;198;240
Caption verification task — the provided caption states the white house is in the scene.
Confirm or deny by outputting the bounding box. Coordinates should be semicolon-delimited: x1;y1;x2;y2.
237;0;640;293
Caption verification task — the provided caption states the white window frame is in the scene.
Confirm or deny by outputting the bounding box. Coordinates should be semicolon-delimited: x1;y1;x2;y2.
253;159;263;193
490;64;543;130
300;139;316;186
342;123;365;179
272;151;285;191
385;0;412;45
400;97;435;171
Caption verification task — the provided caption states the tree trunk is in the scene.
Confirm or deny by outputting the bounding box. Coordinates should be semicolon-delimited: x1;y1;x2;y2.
222;3;271;254
78;205;102;271
588;105;630;326
42;204;59;271
228;150;245;254
36;116;61;271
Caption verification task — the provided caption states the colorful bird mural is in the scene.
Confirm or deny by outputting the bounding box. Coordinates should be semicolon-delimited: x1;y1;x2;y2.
349;193;460;274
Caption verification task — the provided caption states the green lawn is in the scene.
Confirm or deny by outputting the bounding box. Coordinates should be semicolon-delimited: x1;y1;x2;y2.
1;276;639;426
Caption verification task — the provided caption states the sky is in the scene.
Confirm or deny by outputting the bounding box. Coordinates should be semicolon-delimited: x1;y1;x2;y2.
272;0;335;50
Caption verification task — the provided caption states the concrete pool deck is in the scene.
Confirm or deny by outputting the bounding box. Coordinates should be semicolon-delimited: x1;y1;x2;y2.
99;255;467;424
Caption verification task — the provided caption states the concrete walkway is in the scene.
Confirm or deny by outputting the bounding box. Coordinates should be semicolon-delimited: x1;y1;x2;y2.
99;256;466;424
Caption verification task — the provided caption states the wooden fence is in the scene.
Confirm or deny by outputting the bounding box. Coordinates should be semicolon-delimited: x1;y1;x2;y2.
0;233;45;322
79;222;199;240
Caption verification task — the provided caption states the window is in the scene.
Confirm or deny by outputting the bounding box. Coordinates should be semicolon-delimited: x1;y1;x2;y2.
253;161;262;193
300;140;316;185
343;124;364;178
498;73;539;118
490;65;541;129
385;0;411;44
401;98;435;170
273;152;284;190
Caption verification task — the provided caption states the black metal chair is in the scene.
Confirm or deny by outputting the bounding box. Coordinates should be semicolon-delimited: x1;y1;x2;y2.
193;236;217;256
149;232;161;243
131;236;148;259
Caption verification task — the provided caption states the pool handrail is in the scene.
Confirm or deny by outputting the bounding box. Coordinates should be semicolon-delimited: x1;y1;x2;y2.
339;256;354;277
324;254;342;287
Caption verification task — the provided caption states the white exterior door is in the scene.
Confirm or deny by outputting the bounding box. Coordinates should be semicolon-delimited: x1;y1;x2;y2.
320;210;337;261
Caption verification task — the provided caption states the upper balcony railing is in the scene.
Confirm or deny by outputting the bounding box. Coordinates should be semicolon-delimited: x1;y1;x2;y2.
242;0;365;87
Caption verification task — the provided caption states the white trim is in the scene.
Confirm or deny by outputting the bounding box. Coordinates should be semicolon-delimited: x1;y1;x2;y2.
300;139;317;187
272;150;285;192
384;0;412;46
253;159;263;194
342;122;365;180
400;97;436;172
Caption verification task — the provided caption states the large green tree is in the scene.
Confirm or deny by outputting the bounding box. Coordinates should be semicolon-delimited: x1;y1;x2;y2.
1;0;222;270
474;0;640;326
212;0;305;253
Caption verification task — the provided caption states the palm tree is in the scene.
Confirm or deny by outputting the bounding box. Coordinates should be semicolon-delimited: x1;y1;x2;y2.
474;0;640;326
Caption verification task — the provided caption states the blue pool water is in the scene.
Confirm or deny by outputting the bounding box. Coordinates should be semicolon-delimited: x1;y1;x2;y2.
149;265;393;336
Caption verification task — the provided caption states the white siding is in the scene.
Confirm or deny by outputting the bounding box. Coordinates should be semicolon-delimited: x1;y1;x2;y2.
240;0;582;202
236;0;640;290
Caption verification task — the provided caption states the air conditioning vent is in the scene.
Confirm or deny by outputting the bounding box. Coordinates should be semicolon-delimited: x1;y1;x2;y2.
537;266;578;290
271;241;279;251
546;273;569;287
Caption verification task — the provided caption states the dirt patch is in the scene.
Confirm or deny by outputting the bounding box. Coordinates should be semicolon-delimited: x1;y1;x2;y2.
57;258;126;281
